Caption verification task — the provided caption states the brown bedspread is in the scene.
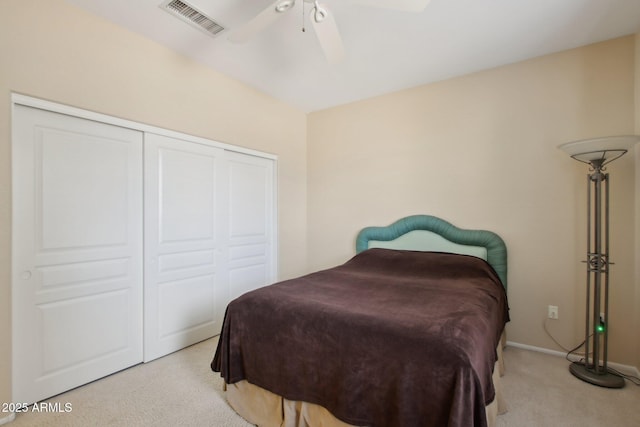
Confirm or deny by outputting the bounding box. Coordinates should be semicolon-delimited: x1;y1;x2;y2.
212;248;509;427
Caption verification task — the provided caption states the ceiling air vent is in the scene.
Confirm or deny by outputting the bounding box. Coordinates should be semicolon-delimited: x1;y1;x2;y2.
160;0;225;37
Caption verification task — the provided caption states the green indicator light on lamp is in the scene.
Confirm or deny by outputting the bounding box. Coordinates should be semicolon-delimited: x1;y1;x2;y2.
597;323;605;333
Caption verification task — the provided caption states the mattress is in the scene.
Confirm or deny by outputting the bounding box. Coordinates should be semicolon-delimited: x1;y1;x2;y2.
224;338;506;427
212;248;509;426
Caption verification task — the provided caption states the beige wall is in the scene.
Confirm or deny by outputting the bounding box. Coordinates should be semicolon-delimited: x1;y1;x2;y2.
307;37;638;366
0;0;307;408
635;32;640;371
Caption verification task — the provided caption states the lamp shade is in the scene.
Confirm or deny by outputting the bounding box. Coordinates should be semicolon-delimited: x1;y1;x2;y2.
559;135;640;166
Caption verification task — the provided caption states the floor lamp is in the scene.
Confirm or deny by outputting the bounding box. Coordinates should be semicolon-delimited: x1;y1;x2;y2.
558;135;639;389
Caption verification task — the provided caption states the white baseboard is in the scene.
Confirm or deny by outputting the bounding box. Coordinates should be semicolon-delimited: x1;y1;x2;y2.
506;341;640;378
0;413;15;425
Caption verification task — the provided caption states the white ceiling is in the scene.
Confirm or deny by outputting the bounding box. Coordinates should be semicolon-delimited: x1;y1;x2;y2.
67;0;640;112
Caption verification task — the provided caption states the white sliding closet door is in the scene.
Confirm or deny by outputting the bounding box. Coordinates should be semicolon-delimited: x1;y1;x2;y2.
12;95;278;401
227;151;276;302
143;133;227;362
12;105;143;404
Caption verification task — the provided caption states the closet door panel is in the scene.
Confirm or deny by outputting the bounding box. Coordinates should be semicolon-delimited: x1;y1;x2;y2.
226;151;276;303
12;97;278;403
12;105;143;404
144;133;227;362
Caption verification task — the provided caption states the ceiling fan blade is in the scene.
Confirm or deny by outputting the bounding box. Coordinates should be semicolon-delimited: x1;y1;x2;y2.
351;0;431;13
229;0;294;43
310;5;345;64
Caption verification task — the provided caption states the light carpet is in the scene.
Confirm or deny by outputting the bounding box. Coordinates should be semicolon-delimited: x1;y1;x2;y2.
7;338;640;426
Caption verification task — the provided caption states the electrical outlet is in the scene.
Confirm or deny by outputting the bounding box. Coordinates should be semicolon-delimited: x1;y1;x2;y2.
548;305;558;320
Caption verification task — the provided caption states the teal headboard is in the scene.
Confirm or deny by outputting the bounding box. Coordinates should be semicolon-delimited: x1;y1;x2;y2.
356;215;508;290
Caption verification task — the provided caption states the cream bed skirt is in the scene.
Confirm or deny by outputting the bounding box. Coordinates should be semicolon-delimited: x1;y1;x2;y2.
223;335;508;427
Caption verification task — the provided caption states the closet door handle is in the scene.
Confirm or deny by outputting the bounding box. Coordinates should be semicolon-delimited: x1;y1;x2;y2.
21;270;32;280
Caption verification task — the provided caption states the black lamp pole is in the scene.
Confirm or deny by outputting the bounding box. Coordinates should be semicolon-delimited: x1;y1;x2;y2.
559;136;640;388
568;154;625;388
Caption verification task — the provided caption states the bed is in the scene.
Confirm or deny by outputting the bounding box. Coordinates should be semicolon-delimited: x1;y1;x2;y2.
212;215;509;427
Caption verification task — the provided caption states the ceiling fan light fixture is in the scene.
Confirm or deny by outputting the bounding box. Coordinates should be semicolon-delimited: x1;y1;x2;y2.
312;1;327;23
275;0;295;13
313;8;326;23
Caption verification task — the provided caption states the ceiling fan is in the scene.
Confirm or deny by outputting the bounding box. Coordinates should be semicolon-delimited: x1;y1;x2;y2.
228;0;432;64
